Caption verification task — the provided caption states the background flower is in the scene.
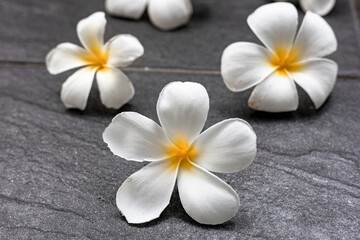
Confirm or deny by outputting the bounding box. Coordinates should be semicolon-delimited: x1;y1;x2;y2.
275;0;336;16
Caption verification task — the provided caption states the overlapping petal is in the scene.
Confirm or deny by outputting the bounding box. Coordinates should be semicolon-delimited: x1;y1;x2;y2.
299;0;336;16
96;67;135;109
105;0;148;20
192;119;257;173
221;42;275;92
157;82;209;144
103;112;172;162
177;162;240;225
116;159;179;224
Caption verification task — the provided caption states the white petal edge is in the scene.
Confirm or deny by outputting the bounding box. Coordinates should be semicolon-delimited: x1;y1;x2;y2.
148;0;193;31
46;43;89;75
60;66;96;110
192;119;257;173
221;42;275;92
157;81;209;145
105;34;144;68
290;58;338;109
248;71;299;112
116;159;179;224
247;2;298;55
292;11;337;60
96;67;135;109
103;112;172;162
299;0;336;16
177;162;240;225
105;0;148;20
77;12;106;54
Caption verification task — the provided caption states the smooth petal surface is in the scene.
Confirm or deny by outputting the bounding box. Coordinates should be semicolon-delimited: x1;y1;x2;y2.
116;159;178;224
60;66;96;110
248;72;299;112
96;67;135;109
103;112;172;162
221;42;275;92
148;0;193;31
105;0;148;20
157;82;209;144
77;12;106;54
291;59;338;109
192;119;257;173
177;163;240;225
293;11;337;60
299;0;336;16
46;43;89;75
105;34;144;68
247;2;298;55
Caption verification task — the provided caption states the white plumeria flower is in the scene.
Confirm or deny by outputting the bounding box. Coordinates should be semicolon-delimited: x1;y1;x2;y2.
221;2;338;112
46;12;144;110
103;82;257;225
275;0;336;16
105;0;193;31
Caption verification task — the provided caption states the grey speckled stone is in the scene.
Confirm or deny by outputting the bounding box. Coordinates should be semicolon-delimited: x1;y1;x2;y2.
0;0;360;77
1;65;359;239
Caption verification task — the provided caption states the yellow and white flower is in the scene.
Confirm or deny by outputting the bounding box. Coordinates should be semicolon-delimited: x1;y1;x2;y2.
221;2;338;112
275;0;336;16
103;82;257;225
46;12;144;110
105;0;192;31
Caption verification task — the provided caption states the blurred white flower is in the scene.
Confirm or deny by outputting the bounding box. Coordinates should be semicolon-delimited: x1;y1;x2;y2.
221;2;338;112
275;0;336;16
103;82;257;225
105;0;193;31
46;12;144;110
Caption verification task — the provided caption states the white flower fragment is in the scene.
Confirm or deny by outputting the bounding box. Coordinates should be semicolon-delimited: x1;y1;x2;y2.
105;0;193;31
46;12;144;110
275;0;336;16
103;82;257;225
221;2;338;112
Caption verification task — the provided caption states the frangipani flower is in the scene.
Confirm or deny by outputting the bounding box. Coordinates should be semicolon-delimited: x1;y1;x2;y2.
275;0;336;16
103;82;257;225
46;12;144;110
221;2;338;112
105;0;193;31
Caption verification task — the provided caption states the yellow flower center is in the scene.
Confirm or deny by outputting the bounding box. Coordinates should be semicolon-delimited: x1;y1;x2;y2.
270;48;302;76
83;44;109;70
166;138;198;172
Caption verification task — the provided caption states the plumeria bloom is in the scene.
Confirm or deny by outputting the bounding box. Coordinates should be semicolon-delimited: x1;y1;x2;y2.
275;0;336;16
46;12;144;110
221;2;338;112
103;82;257;225
105;0;193;31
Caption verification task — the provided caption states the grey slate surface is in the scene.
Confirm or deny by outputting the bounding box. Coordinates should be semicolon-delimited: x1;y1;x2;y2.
1;0;360;240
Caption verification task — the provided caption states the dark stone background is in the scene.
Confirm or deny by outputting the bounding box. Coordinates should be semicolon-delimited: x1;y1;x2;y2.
0;0;359;239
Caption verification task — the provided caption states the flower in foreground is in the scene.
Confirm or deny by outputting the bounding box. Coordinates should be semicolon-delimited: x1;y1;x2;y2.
275;0;336;16
105;0;192;31
103;82;257;225
46;12;144;110
221;2;338;112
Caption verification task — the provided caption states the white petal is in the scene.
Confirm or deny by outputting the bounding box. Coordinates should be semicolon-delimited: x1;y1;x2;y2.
221;42;275;92
77;12;106;54
148;0;193;31
96;67;135;109
248;71;299;112
192;119;257;173
60;66;96;110
116;159;178;224
290;58;338;109
103;112;172;162
157;82;209;144
177;162;240;225
247;2;298;55
105;0;148;20
105;34;144;68
293;11;337;60
46;43;89;75
299;0;336;16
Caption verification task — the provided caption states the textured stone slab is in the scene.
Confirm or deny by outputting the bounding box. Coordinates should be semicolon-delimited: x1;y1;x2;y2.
1;66;359;239
0;0;360;77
